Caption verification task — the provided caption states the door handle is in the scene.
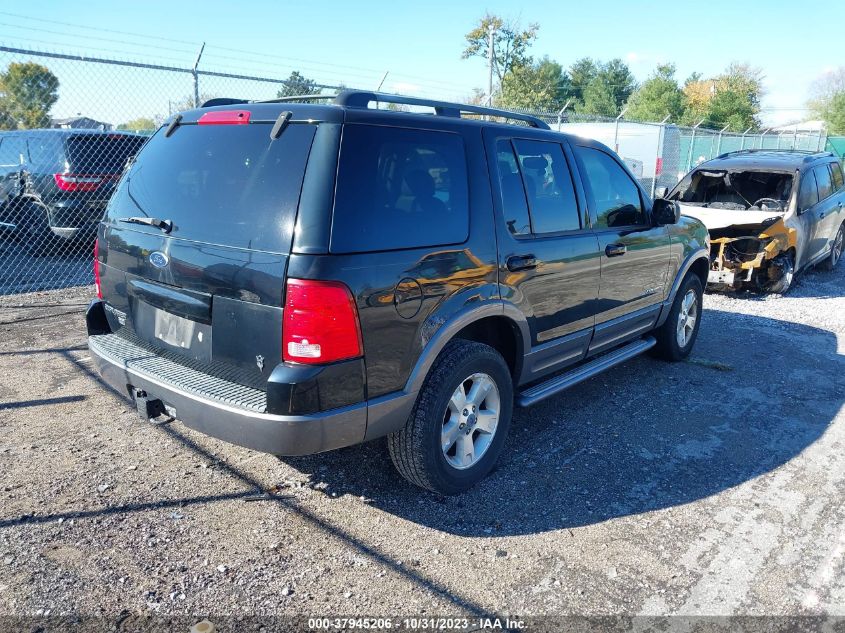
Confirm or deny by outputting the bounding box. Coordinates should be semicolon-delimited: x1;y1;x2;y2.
605;243;627;257
506;254;537;272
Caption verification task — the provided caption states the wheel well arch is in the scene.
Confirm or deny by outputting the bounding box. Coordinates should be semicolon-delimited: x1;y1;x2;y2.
688;256;709;289
453;315;524;383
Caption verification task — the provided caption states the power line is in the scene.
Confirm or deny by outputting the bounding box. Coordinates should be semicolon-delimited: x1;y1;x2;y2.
0;21;198;57
1;38;197;67
0;10;200;47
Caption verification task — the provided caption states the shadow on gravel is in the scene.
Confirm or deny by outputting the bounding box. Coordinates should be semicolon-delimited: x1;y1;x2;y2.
0;345;491;616
0;394;86;410
282;310;845;536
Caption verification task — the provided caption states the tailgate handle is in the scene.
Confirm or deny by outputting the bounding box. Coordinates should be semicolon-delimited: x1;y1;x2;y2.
128;278;212;324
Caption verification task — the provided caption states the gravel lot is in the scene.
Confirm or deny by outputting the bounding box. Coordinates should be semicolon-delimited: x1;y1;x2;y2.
0;262;844;629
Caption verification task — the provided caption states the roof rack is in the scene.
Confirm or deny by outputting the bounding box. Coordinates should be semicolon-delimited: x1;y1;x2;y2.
201;90;550;129
716;148;833;160
334;91;550;129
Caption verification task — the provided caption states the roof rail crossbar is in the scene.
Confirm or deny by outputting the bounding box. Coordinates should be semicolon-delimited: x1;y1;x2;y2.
334;91;550;129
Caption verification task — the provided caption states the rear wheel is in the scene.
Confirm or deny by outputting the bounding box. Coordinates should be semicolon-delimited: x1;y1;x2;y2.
821;223;843;272
387;340;513;495
651;274;703;361
16;201;55;255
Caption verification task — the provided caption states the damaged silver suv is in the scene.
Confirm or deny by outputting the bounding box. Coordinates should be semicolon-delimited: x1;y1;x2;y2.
662;150;845;293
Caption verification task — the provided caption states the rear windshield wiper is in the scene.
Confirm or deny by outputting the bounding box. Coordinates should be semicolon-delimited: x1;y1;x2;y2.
118;216;173;233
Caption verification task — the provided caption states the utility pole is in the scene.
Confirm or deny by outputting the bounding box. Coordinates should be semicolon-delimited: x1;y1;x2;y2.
487;24;495;107
192;42;206;108
614;107;628;154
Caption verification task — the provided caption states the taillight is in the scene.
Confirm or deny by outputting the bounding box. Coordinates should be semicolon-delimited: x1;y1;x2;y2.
282;279;362;365
655;157;663;176
93;238;102;299
54;173;103;192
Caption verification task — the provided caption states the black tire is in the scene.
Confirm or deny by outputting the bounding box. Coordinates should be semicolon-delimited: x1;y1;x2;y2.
651;273;703;361
821;223;844;272
16;201;55;255
387;339;513;495
766;250;795;294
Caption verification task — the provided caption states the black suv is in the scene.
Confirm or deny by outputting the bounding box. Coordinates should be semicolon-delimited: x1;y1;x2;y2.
86;92;709;494
0;129;145;249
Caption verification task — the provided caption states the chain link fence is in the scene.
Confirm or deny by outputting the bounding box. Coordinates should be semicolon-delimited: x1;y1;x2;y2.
0;45;831;305
0;45;344;305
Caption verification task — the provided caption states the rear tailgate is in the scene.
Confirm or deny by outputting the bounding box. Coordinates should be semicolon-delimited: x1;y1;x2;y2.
97;114;318;385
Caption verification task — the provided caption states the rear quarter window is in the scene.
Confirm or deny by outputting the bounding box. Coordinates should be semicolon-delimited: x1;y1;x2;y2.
330;125;469;253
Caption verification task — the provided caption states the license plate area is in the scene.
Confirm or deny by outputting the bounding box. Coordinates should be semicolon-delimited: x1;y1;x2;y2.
133;300;212;363
708;269;736;285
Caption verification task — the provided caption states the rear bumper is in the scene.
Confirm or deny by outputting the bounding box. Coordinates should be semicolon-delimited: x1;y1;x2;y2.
47;198;104;239
89;333;369;455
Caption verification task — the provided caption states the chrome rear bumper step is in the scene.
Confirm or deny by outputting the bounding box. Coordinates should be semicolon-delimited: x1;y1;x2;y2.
517;336;656;407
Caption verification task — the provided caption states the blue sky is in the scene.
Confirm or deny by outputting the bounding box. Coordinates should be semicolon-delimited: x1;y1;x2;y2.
2;0;842;126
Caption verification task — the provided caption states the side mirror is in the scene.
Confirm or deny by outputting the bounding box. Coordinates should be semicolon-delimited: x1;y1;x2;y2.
654;186;669;199
653;198;681;225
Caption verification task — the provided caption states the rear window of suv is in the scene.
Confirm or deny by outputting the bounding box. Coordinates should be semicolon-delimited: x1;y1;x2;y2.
330;124;469;253
66;134;146;173
106;123;316;252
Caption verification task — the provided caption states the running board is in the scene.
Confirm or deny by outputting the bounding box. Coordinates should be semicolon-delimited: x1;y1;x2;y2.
517;336;656;407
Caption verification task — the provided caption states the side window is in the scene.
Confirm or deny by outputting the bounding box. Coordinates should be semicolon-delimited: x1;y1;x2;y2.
576;146;645;228
494;139;531;236
331;125;469;253
831;162;844;191
814;164;834;201
0;137;26;166
798;170;819;210
512;139;581;233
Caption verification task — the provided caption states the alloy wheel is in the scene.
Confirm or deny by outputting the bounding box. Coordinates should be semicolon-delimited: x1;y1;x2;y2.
441;373;500;470
676;289;698;348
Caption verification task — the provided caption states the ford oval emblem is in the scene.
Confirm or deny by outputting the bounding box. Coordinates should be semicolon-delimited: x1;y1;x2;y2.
149;251;169;269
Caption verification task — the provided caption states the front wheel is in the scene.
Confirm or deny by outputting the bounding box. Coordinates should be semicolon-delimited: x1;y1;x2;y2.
651;274;703;361
821;223;843;272
766;251;794;294
387;340;513;495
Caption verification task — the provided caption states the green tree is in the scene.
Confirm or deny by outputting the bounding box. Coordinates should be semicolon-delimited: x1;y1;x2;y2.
568;57;598;108
0;62;59;129
625;63;685;122
574;58;636;117
117;116;157;131
498;57;572;111
582;79;618;117
277;71;321;98
814;92;845;134
681;63;762;131
462;13;539;97
808;67;845;134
